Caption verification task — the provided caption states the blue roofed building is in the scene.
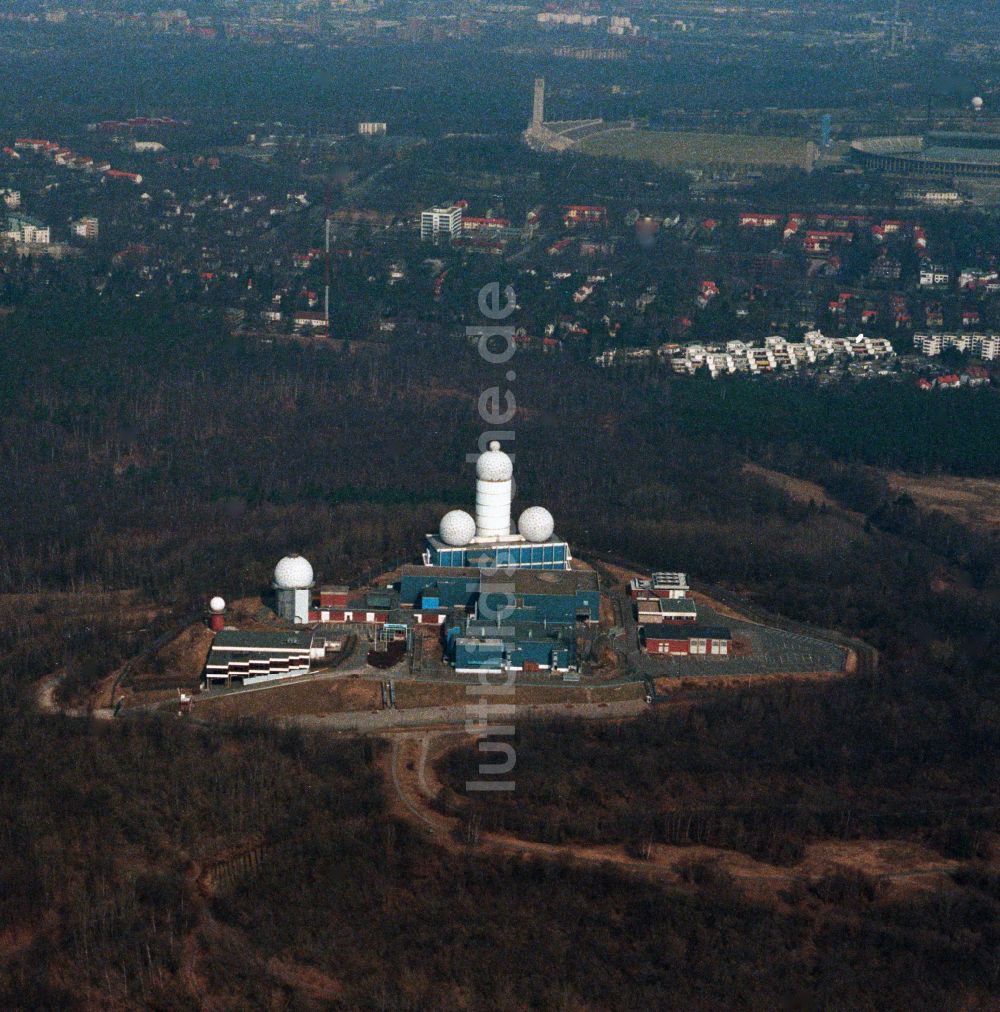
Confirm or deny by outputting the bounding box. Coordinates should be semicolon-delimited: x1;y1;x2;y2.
448;614;577;674
398;565;599;624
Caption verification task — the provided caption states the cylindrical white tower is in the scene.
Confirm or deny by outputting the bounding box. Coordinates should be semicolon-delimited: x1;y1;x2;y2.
475;441;513;540
273;554;314;625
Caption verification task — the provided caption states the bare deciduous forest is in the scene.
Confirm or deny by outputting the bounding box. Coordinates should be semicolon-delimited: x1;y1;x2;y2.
3;291;1000;1006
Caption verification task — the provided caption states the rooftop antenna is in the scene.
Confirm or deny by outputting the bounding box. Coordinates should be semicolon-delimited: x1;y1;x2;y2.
324;182;331;339
889;0;901;55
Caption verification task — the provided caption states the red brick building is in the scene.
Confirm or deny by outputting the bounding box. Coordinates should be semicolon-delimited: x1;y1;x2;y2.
642;624;732;657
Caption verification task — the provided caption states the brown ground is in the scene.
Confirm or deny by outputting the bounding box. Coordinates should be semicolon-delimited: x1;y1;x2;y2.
886;471;1000;531
596;560;645;588
384;731;970;908
652;668;849;696
131;623;214;688
194;677;381;719
187;675;648;722
743;462;860;518
747;461;1000;535
396;679;646;709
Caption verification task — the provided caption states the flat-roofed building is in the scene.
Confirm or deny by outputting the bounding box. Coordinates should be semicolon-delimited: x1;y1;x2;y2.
637;597;698;624
398;564;599;624
204;629;325;687
630;572;689;600
641;624;732;657
420;204;462;241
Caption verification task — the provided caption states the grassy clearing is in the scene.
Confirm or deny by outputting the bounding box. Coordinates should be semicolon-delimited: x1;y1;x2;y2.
578;129;810;167
886;471;1000;530
192;677;381;719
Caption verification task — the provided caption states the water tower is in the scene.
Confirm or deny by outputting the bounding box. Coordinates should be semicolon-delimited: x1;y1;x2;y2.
209;596;226;632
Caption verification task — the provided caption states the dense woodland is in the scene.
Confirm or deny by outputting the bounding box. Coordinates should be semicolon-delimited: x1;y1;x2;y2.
1;286;999;1003
3;14;1000;997
6;711;1000;1008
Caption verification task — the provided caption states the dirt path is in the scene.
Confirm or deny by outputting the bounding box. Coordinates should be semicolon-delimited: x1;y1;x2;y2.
384;729;965;904
35;672;115;720
289;696;649;734
177;841;344;1004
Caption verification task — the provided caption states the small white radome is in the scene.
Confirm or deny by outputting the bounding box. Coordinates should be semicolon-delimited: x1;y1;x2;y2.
476;440;513;481
209;596;226;613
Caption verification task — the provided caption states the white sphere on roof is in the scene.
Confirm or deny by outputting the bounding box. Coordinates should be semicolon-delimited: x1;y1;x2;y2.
476;440;513;481
439;509;476;546
973;96;985;110
209;596;226;614
518;506;555;543
273;554;314;589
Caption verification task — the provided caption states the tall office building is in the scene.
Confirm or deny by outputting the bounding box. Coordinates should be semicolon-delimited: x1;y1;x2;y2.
420;205;463;241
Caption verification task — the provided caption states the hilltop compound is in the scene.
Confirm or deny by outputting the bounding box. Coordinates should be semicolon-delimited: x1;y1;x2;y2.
193;444;860;689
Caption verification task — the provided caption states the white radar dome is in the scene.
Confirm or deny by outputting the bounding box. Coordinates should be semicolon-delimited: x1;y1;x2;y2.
273;554;314;589
518;506;555;543
973;96;985;110
209;596;226;614
476;440;513;481
439;509;477;546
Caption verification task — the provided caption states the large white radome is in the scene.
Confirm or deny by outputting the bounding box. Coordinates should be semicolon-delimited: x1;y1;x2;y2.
518;506;555;543
209;596;226;613
273;554;314;589
439;509;477;546
476;440;513;482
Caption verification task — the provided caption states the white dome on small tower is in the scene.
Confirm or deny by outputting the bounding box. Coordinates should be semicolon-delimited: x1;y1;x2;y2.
973;96;985;111
439;509;476;546
476;440;513;481
209;596;226;614
518;506;555;543
273;554;314;589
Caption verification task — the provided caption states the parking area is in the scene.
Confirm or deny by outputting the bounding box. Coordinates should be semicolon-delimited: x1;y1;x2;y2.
627;598;848;679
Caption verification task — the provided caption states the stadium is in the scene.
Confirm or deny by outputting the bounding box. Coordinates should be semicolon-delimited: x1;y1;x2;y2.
851;131;1000;179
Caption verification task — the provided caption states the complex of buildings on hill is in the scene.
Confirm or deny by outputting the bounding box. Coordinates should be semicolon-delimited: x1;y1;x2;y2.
200;443;732;687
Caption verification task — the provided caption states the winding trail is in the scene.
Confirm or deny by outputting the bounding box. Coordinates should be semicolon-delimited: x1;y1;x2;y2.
384;729;966;903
